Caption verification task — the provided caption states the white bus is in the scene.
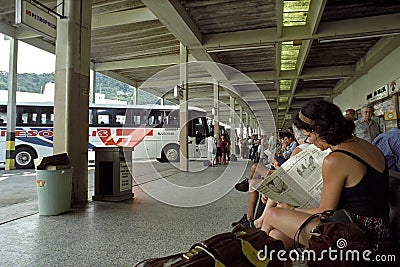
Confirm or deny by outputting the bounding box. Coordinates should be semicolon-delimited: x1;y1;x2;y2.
0;99;210;169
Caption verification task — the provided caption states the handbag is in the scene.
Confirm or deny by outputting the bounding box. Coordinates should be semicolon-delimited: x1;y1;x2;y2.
294;210;377;267
135;225;285;267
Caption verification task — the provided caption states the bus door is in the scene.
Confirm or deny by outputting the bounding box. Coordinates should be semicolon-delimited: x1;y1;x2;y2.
188;117;207;159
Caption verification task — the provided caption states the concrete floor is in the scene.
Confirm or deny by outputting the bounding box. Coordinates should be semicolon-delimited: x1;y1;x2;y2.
0;160;267;266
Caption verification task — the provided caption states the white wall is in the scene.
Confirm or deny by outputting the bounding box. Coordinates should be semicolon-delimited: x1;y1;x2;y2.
334;46;400;111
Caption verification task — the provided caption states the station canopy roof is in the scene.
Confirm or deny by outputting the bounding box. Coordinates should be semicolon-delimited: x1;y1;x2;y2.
1;0;400;132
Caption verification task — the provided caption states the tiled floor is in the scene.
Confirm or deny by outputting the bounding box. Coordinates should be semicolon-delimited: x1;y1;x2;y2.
1;160;261;266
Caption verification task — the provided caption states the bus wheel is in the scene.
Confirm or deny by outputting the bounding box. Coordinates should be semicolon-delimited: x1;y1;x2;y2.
15;147;35;169
162;144;180;162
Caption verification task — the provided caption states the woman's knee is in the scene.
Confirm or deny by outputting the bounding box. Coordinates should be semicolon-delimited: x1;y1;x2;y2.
264;206;281;222
261;207;282;232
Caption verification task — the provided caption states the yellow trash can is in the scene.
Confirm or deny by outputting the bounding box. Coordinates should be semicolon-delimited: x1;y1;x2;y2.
36;168;73;215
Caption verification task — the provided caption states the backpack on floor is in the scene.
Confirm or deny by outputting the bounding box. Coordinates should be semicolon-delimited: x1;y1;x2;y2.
134;225;285;267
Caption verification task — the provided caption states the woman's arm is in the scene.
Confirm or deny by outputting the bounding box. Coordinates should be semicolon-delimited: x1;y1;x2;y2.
290;146;302;157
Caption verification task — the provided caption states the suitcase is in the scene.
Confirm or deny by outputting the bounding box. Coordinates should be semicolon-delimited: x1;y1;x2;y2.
135;225;285;267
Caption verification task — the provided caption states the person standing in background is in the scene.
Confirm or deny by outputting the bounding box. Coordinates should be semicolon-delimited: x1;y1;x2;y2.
220;134;228;165
207;132;217;167
345;108;356;121
373;128;400;172
354;104;380;142
215;134;222;165
268;132;276;151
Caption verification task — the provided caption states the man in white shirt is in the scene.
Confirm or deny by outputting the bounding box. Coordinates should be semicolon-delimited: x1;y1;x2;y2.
354;105;380;143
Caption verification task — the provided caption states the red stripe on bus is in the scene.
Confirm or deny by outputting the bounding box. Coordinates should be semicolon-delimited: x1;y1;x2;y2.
98;128;153;147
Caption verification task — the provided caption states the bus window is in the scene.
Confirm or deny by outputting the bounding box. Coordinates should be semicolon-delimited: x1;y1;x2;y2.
145;110;164;128
165;110;179;128
193;117;206;144
40;107;54;126
40;113;52;125
115;115;125;125
17;106;39;126
97;109;111;125
125;108;141;127
89;109;95;125
0;106;6;125
98;115;109;124
114;109;126;125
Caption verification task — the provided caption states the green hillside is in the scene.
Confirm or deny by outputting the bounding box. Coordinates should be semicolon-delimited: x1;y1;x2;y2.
0;71;163;104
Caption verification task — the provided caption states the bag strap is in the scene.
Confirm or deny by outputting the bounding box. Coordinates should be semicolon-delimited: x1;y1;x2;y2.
293;210;334;250
193;246;226;267
184;244;226;267
237;238;269;267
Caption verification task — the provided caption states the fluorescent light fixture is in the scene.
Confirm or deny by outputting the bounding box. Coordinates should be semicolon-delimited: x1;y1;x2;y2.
319;32;400;43
207;44;274;53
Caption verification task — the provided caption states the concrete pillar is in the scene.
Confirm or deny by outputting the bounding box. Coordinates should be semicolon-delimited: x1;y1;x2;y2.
229;96;236;156
239;106;243;139
89;67;96;103
54;0;92;205
213;81;219;136
245;112;249;137
179;43;189;171
5;38;17;170
249;117;253;136
133;86;138;105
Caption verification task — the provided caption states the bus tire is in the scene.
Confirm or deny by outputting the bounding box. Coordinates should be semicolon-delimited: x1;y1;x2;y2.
15;147;35;169
162;144;180;162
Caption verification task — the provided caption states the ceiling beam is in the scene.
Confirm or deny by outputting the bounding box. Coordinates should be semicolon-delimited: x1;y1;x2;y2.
244;65;354;81
142;0;202;47
0;21;15;38
138;65;354;89
274;0;283;124
332;35;400;96
95;54;196;71
99;70;137;88
92;8;157;29
201;14;400;50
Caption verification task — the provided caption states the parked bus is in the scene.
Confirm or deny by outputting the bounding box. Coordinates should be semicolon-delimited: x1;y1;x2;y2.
0;99;210;169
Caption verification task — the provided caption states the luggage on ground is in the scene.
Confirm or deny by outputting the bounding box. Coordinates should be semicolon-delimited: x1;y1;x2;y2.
135;225;284;267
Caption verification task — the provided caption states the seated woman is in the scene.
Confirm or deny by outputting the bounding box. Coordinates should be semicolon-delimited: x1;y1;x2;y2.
250;124;312;228
261;99;391;249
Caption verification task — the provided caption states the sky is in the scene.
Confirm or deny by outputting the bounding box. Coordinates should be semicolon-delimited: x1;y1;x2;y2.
0;33;56;74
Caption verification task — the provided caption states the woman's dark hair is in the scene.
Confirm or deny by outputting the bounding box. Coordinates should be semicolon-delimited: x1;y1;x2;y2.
293;99;355;146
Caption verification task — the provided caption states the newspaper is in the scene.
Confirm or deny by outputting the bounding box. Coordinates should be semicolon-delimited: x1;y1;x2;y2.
253;144;331;208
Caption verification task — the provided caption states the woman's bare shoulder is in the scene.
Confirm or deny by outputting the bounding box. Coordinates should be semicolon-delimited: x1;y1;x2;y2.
332;139;386;172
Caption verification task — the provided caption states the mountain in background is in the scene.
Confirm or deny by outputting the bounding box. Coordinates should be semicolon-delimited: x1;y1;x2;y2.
0;71;165;104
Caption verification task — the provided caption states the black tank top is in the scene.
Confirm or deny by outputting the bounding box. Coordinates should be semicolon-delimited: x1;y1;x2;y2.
332;149;389;218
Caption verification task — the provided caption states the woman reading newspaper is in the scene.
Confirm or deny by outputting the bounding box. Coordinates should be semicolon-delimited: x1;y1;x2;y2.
261;99;391;250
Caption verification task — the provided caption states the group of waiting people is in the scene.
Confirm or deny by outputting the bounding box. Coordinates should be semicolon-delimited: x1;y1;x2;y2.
239;132;277;163
207;132;230;167
232;99;398;252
